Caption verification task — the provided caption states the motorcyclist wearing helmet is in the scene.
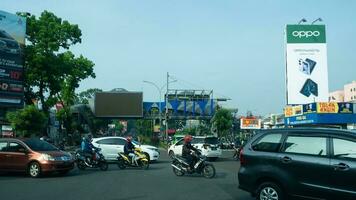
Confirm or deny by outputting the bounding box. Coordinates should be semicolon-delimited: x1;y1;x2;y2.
182;135;198;171
124;135;135;164
81;134;96;164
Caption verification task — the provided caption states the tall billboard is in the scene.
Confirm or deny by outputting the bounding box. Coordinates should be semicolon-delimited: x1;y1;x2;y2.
93;92;143;118
0;10;26;107
286;25;328;105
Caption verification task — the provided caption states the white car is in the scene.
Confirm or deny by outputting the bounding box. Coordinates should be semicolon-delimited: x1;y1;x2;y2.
91;137;160;162
168;136;222;161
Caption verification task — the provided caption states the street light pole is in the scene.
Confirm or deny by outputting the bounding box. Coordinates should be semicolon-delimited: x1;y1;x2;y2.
165;72;169;141
143;81;162;136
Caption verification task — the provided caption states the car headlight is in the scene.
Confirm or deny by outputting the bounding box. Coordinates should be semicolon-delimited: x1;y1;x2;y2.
147;148;158;152
40;154;55;161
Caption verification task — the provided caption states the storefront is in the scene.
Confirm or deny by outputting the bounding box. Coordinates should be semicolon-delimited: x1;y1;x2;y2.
284;102;356;129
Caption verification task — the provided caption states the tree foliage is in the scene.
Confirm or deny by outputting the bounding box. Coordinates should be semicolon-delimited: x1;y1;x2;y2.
211;108;233;137
135;119;153;137
19;10;95;114
6;106;47;137
77;88;103;104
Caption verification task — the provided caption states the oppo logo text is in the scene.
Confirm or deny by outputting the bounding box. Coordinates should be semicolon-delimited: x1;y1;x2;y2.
292;31;320;38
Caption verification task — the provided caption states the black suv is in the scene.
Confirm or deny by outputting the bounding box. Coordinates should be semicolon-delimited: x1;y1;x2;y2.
238;128;356;200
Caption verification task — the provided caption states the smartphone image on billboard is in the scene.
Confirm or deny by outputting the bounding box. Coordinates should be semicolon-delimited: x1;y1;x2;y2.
300;78;318;97
298;58;316;75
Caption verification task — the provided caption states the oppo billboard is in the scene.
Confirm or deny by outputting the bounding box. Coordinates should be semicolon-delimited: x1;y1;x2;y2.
285;24;329;105
93;92;143;118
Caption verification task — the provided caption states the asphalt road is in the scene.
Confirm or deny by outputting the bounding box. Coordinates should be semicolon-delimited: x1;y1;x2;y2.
0;150;253;200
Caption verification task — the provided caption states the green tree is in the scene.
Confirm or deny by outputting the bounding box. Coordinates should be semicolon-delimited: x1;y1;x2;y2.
6;106;47;137
56;52;95;135
77;88;103;104
19;11;94;114
211;108;233;137
135;119;153;137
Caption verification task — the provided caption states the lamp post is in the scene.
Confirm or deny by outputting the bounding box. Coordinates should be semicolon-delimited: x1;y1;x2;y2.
298;18;307;24
143;78;177;139
311;18;322;24
143;81;163;136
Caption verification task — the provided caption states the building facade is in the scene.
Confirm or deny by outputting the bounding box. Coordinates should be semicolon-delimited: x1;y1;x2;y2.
329;80;356;103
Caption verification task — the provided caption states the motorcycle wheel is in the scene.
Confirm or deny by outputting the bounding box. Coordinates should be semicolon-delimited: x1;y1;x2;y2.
202;163;215;179
140;160;149;170
77;160;86;170
172;166;184;176
117;160;126;169
99;161;109;171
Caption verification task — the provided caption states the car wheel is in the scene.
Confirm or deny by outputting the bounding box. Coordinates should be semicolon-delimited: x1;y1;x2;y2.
256;182;283;200
28;162;41;178
168;151;175;159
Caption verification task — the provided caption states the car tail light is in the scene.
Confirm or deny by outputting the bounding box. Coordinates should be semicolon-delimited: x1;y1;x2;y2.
239;148;246;165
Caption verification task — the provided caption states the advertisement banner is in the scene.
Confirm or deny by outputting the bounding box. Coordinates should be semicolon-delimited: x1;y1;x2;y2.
284;105;303;117
338;103;353;114
303;103;317;114
240;118;261;129
0;10;26;107
286;25;329;105
317;102;338;113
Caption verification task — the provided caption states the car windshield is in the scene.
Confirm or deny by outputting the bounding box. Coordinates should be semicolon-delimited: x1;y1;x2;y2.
24;139;58;151
132;140;140;145
192;137;205;144
205;137;219;145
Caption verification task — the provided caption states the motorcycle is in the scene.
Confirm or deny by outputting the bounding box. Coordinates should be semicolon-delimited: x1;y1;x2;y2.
75;147;108;171
171;149;216;178
117;147;149;170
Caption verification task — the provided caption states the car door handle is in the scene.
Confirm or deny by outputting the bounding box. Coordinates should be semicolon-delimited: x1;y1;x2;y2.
280;156;292;164
5;155;11;157
333;163;350;171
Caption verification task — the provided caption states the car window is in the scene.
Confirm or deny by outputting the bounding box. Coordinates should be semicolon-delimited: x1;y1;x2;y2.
115;138;126;145
192;138;205;144
7;142;25;152
24;139;58;151
97;138;126;145
333;138;356;160
97;138;114;145
283;136;327;156
205;137;219;145
0;142;7;152
176;139;184;146
252;133;283;152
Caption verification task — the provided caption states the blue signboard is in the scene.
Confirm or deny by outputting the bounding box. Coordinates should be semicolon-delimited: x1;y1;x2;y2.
285;113;356;125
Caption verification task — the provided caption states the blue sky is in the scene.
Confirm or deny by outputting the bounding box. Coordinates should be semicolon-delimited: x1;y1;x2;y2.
2;0;356;115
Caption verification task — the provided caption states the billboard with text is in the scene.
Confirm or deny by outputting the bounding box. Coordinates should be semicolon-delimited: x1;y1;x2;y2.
0;10;26;107
286;25;328;105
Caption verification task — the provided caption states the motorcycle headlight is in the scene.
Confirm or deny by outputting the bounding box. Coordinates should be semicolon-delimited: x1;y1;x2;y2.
40;154;55;161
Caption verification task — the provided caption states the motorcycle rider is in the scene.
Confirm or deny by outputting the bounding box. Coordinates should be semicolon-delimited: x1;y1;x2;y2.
81;134;96;164
124;135;135;164
182;135;198;171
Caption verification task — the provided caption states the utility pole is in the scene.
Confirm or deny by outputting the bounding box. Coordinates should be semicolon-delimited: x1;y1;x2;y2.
165;72;169;141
